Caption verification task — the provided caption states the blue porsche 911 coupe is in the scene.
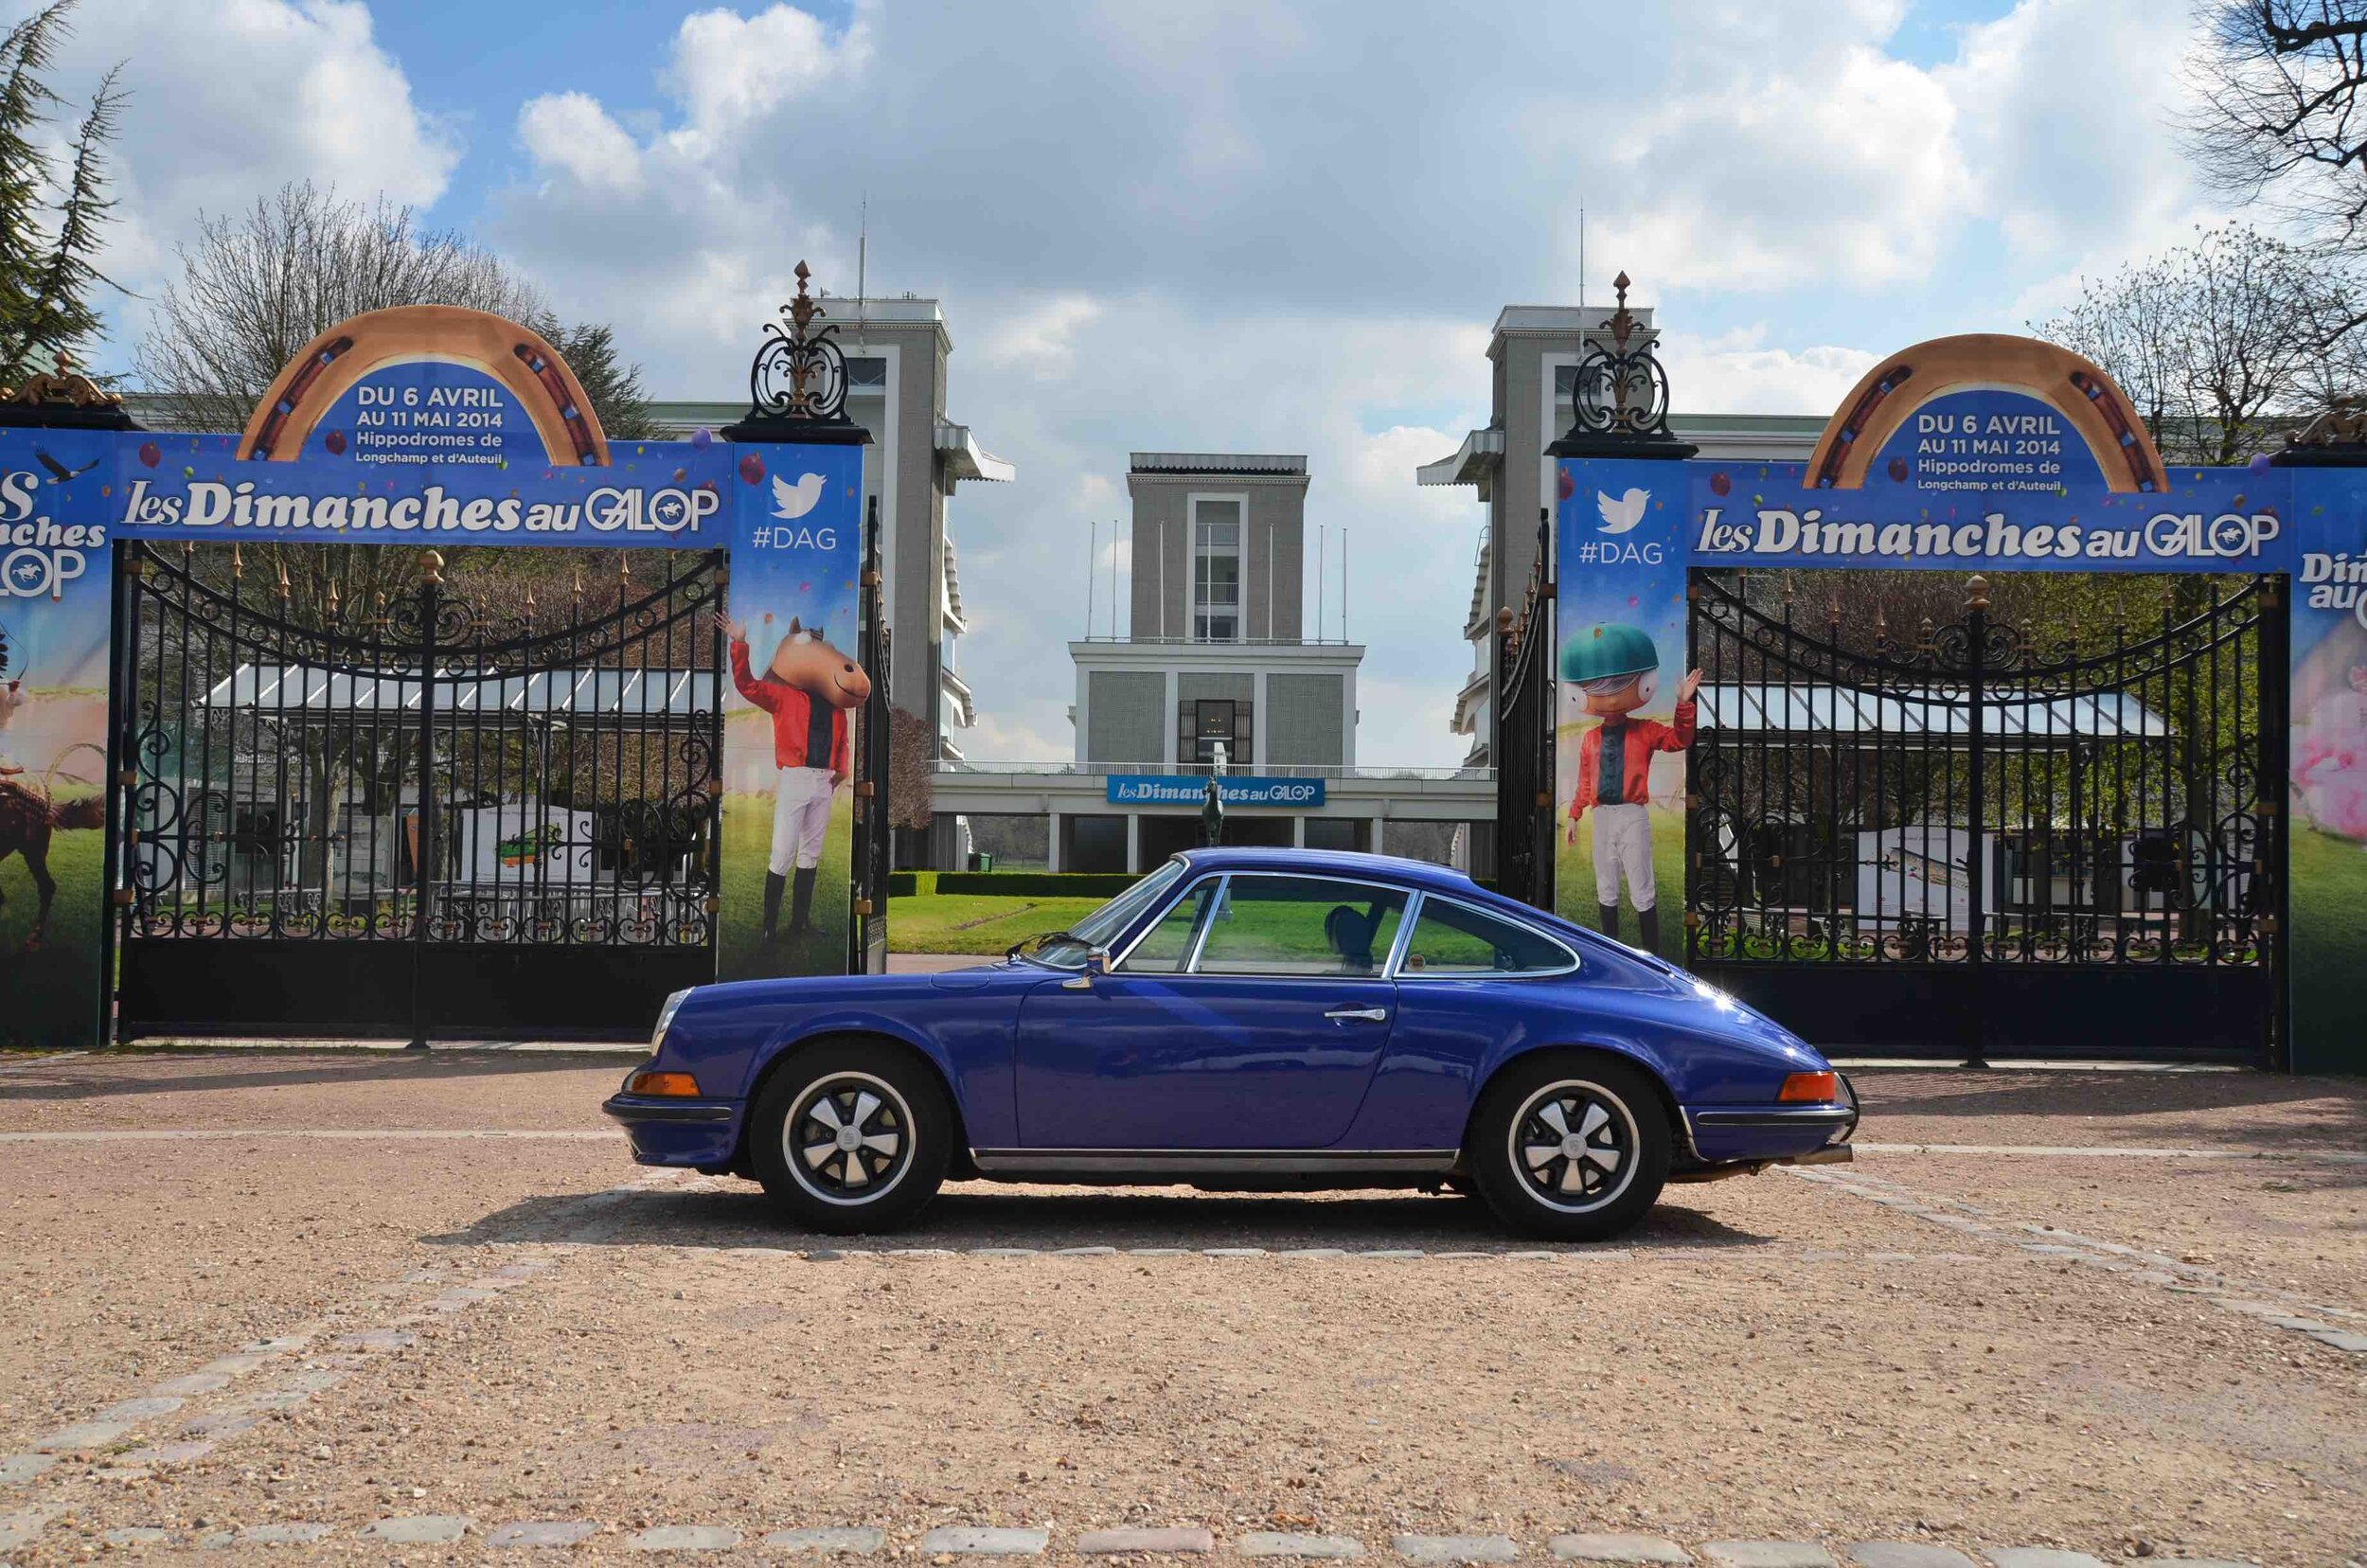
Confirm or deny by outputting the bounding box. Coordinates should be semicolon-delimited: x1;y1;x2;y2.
603;847;1857;1240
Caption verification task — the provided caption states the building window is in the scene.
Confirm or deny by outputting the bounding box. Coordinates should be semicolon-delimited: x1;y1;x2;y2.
1553;363;1578;437
1190;499;1243;642
845;356;887;389
1178;697;1253;770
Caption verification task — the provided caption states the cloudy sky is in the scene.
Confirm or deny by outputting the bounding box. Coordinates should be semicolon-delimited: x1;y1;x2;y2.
46;0;2236;765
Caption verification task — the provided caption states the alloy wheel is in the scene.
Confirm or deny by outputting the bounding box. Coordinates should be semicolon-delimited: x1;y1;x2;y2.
785;1072;915;1205
1509;1079;1638;1213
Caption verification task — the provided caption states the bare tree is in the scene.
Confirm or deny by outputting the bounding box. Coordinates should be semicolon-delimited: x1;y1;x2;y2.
2033;223;2357;465
133;182;542;436
2185;2;2367;239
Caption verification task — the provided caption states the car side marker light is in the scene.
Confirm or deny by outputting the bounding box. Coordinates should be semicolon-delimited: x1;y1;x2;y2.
627;1070;703;1097
1777;1071;1840;1102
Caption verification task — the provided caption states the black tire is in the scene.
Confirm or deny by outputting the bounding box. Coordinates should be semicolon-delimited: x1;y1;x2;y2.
748;1041;952;1235
1466;1052;1672;1241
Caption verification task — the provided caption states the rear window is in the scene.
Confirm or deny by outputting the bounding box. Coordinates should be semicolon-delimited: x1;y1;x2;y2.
1398;900;1572;976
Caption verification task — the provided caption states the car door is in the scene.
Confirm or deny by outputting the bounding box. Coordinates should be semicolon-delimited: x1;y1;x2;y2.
1013;872;1410;1149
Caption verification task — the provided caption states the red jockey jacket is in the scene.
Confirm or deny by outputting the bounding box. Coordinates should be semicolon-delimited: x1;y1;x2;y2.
731;640;851;774
1566;702;1696;818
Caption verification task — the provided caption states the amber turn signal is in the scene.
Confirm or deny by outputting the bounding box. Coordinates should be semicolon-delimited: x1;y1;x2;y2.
626;1070;702;1097
1777;1071;1840;1103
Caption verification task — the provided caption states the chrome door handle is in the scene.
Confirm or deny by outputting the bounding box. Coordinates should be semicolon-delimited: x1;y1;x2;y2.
1324;1007;1390;1023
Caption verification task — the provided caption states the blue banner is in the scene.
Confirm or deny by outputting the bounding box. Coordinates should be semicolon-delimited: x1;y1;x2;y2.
1106;775;1326;808
0;428;114;1046
109;431;733;548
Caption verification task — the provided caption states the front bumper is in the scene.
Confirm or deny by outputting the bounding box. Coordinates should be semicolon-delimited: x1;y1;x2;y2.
600;1093;742;1167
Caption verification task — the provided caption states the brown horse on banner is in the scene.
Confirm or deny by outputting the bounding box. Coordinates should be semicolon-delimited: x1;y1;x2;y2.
0;781;102;951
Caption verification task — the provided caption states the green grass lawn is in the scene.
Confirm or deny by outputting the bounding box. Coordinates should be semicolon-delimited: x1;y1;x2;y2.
718;792;853;979
0;806;104;1048
2289;821;2367;1075
887;892;1111;955
1555;808;1688;960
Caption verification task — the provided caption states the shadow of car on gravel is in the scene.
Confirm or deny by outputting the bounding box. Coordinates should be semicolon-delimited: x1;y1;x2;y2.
429;1180;1776;1253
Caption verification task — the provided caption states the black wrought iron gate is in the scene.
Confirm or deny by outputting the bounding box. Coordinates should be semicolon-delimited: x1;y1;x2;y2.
1683;571;2287;1064
112;542;725;1042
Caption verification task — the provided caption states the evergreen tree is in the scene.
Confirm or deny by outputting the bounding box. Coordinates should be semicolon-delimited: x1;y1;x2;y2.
0;1;124;384
525;312;662;442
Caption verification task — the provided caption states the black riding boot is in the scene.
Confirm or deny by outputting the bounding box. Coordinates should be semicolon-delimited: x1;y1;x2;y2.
1637;907;1660;954
760;871;785;939
1597;902;1619;940
788;867;817;935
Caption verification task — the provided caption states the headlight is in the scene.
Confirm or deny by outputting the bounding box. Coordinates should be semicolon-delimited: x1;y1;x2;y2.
650;988;692;1052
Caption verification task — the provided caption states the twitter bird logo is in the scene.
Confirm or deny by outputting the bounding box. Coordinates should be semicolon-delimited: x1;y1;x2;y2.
1595;488;1649;534
772;472;827;520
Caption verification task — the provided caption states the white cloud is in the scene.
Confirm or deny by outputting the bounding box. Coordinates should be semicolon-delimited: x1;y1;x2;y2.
518;92;643;194
67;1;455;287
664;2;873;144
975;295;1106;379
1660;330;1881;416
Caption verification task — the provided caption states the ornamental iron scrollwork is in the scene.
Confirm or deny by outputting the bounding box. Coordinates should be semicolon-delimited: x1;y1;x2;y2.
721;261;871;445
1682;570;2280;987
1546;272;1697;460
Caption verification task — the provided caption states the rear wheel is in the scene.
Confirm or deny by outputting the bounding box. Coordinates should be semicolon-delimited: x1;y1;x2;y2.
749;1042;952;1234
1467;1053;1671;1241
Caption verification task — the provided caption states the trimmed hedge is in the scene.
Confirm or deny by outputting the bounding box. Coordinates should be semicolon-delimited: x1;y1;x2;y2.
885;870;935;899
931;871;1140;898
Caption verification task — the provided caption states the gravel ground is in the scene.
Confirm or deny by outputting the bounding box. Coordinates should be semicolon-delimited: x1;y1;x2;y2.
0;1051;2359;1565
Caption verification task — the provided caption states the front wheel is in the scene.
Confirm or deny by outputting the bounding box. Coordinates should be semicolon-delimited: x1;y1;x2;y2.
1466;1054;1671;1241
749;1042;952;1235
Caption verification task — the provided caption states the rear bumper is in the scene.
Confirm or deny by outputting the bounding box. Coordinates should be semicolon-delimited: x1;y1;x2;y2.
1683;1075;1860;1164
600;1093;741;1167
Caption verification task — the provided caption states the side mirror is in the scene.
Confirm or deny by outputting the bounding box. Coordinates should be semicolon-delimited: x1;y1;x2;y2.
1088;948;1113;975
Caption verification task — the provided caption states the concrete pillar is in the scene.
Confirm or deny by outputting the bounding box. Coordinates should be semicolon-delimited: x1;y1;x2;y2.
1292;816;1307;848
1126;813;1141;874
1369;816;1384;856
1047;811;1062;873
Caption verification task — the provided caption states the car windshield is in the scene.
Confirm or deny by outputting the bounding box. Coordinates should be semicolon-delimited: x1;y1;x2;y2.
1013;858;1189;969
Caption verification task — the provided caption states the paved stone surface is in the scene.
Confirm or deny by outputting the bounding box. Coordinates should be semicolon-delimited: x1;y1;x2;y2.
119;1440;213;1465
487;1520;602;1548
149;1373;230;1397
1549;1535;1693;1563
32;1419;132;1452
631;1523;743;1550
0;1453;57;1485
362;1515;474;1543
765;1526;887;1554
103;1527;173;1544
1843;1545;1977;1568
1078;1526;1217;1554
0;1506;63;1551
2305;1327;2367;1351
96;1395;184;1420
1700;1545;1837;1568
924;1526;1053;1555
334;1327;417;1350
207;1522;335;1545
1394;1535;1519;1563
1980;1544;2107;1563
1240;1534;1368;1559
180;1412;259;1437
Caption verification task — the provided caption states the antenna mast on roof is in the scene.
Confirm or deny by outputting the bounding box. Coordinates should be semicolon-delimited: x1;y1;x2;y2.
1086;520;1096;638
856;191;868;337
1578;203;1586;314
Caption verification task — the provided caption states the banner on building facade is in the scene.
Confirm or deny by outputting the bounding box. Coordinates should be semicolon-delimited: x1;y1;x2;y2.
717;442;865;983
0;428;113;1047
1551;330;2362;1073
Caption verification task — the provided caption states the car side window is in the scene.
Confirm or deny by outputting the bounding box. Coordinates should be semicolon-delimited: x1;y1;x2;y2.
1399;900;1573;976
1115;880;1218;973
1190;876;1409;978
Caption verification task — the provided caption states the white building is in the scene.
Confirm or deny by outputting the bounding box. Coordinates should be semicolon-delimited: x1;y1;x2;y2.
932;452;1493;873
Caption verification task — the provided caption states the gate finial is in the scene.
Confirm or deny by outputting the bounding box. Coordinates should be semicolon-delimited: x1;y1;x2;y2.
420;549;444;586
1967;575;1990;612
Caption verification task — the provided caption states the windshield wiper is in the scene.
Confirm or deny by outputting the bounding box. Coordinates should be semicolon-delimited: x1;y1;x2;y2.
1007;929;1083;963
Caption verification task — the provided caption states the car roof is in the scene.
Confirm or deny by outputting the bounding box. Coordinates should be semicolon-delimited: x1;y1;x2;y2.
1167;846;1488;898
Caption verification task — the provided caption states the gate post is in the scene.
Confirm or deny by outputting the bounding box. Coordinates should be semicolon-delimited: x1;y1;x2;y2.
407;550;443;1050
1963;575;1989;1069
